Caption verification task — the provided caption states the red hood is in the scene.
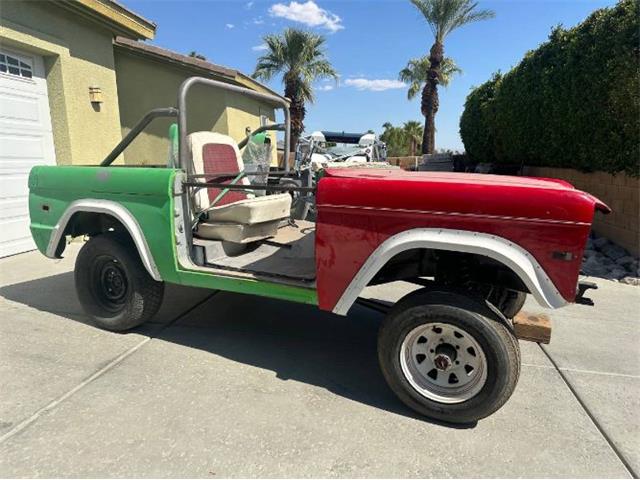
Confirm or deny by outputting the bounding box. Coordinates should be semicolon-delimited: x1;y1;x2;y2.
324;169;576;190
319;169;609;224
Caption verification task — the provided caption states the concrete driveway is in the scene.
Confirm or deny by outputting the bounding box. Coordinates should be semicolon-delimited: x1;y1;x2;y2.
1;244;638;478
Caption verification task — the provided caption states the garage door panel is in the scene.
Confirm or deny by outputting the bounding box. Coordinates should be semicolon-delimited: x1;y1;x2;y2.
0;91;40;122
0;86;50;127
0;131;46;159
0;197;29;219
0;236;36;258
0;174;31;198
0;49;55;257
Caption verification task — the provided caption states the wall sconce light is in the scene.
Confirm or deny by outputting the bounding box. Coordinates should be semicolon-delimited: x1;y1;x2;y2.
89;86;103;104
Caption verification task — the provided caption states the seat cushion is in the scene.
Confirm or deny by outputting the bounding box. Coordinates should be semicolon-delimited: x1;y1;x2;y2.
196;220;280;244
188;131;251;211
207;193;292;224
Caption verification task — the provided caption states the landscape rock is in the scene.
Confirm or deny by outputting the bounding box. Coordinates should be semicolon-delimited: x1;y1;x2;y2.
592;237;609;249
605;268;627;281
581;257;609;277
615;256;635;267
583;249;598;259
600;243;628;261
580;234;638;286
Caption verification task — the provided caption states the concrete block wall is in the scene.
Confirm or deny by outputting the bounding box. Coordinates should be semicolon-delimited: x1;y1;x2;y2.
523;167;639;256
387;156;421;170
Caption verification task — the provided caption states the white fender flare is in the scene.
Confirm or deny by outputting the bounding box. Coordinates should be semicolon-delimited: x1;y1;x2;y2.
46;199;162;281
332;228;568;315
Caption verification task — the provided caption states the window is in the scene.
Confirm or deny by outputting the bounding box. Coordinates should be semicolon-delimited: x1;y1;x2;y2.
0;53;33;79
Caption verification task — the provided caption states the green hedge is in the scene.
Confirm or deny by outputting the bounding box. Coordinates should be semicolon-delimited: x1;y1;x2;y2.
459;0;640;176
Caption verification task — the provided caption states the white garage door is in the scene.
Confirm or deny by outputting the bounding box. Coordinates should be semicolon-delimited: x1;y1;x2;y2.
0;47;56;257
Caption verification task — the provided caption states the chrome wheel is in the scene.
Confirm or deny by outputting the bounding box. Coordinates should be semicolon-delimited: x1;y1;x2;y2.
400;322;487;404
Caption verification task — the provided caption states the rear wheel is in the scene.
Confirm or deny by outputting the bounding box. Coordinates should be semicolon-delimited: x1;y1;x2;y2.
75;234;164;331
378;288;520;424
489;288;527;319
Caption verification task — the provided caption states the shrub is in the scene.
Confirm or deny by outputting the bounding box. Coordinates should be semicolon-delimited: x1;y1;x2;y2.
459;73;501;164
459;0;640;176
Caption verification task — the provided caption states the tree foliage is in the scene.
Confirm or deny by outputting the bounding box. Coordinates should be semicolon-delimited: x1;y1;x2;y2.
399;56;462;100
409;0;494;154
459;0;640;175
380;121;425;157
252;29;338;150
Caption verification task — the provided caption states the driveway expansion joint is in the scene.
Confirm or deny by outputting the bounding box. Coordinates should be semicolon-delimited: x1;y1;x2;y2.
0;290;219;445
539;343;638;479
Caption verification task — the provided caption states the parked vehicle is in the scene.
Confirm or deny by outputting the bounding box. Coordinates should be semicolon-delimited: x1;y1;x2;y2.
28;77;608;423
285;130;391;220
295;130;388;172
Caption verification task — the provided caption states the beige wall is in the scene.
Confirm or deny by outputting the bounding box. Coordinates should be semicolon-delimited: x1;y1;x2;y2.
114;49;277;166
0;1;123;165
523;167;640;256
388;156;422;170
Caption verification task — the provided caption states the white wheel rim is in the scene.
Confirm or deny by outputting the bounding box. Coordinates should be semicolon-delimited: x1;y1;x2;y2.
400;322;488;404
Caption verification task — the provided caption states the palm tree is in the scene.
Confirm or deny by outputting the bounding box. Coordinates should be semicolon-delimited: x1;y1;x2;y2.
380;122;406;157
402;120;424;156
399;55;462;100
409;0;494;154
253;29;338;151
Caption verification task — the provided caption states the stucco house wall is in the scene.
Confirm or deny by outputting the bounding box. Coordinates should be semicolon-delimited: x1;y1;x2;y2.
0;1;124;165
113;44;277;166
1;1;283;168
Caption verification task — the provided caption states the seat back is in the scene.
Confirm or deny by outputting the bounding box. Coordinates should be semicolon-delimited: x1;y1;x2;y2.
187;132;251;210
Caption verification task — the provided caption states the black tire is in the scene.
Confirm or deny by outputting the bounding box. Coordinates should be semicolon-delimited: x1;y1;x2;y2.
378;287;520;424
75;234;164;331
499;291;527;319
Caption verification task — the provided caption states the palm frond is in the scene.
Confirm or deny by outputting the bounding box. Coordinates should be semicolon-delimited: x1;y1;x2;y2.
398;55;461;99
410;0;494;42
252;28;338;106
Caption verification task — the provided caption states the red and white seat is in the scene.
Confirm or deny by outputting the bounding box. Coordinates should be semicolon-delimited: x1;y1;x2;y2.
187;132;291;243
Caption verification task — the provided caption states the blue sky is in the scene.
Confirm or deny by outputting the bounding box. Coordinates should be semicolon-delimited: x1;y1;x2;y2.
127;0;616;151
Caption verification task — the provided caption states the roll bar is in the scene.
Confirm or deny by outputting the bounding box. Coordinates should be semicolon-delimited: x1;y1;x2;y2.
178;77;291;172
101;108;178;166
101;77;290;170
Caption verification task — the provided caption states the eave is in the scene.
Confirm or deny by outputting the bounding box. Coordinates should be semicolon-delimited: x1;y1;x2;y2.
58;0;156;40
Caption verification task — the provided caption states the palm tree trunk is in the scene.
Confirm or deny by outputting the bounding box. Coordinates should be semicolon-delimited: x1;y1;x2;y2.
421;41;443;154
284;77;305;153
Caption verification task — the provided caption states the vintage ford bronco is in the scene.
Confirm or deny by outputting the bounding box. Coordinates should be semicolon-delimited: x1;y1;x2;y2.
28;77;608;423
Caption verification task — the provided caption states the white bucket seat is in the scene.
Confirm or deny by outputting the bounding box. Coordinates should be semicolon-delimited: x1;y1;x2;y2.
188;132;291;243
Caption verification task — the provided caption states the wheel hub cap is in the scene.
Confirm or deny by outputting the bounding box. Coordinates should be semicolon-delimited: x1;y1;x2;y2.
399;322;488;404
433;344;457;371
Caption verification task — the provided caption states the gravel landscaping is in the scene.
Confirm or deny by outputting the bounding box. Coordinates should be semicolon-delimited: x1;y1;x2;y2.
582;233;639;286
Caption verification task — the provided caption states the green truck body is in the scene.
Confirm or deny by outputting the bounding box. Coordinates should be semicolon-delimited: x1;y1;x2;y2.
29;165;318;305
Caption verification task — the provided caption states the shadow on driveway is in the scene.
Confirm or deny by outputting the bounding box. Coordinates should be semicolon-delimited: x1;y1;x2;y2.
0;271;476;429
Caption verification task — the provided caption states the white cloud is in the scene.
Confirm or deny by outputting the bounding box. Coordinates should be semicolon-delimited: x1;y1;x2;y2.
269;1;343;32
253;17;265;24
252;44;269;52
245;1;254;8
344;78;405;92
225;23;235;29
317;84;334;91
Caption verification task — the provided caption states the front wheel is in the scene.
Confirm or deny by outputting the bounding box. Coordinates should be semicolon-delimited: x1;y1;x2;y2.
378;288;520;424
75;234;164;331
